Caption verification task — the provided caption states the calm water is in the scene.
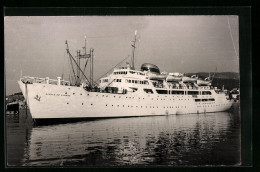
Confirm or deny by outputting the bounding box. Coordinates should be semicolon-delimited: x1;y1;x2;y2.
6;103;240;167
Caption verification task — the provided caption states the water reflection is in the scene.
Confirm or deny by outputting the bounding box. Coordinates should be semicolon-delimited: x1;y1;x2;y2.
9;111;240;166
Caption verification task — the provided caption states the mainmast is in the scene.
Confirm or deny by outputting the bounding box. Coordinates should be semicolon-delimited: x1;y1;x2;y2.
131;30;138;69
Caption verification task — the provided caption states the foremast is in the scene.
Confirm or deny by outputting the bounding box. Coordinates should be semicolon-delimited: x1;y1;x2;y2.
65;38;94;87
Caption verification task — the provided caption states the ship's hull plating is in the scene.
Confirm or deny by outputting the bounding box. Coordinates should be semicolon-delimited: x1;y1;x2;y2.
18;81;233;120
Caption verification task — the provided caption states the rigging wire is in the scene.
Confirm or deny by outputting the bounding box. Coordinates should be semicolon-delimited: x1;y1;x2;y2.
227;16;239;59
80;56;89;82
93;55;131;85
61;51;66;80
68;51;77;84
68;51;91;84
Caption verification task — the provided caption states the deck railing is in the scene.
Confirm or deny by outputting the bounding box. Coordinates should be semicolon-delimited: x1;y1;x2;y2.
20;76;70;86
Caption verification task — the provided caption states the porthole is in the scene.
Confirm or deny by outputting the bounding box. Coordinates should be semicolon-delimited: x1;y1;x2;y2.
112;105;113;107
82;103;83;105
91;104;93;106
106;104;107;106
87;94;89;96
80;93;82;95
67;102;69;104
73;93;75;95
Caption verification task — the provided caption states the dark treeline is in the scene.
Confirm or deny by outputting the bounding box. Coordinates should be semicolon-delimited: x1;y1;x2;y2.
211;78;239;90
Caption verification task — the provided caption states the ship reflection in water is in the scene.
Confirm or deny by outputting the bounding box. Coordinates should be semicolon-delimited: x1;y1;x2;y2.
6;108;240;166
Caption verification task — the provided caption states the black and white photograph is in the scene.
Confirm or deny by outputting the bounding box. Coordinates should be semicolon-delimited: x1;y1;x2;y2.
5;15;241;167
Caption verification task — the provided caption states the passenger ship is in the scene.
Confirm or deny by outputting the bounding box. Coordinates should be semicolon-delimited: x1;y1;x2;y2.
18;31;233;122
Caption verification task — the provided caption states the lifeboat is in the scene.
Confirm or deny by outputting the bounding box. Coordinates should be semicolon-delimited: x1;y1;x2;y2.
197;77;211;86
182;76;197;83
197;79;211;86
168;72;183;77
147;73;167;80
166;75;182;82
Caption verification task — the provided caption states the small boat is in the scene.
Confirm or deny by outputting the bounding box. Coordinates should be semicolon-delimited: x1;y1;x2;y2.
182;76;197;83
166;75;182;82
197;79;211;86
148;73;167;80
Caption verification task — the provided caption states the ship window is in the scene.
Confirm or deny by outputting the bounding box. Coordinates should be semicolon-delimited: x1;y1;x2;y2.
144;81;149;85
131;80;135;83
209;98;215;101
195;99;201;102
144;89;153;94
202;99;208;101
188;91;199;95
202;91;212;95
156;90;168;94
171;91;184;95
135;80;138;84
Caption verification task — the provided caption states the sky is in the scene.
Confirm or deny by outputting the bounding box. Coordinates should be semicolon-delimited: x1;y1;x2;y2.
5;16;239;95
